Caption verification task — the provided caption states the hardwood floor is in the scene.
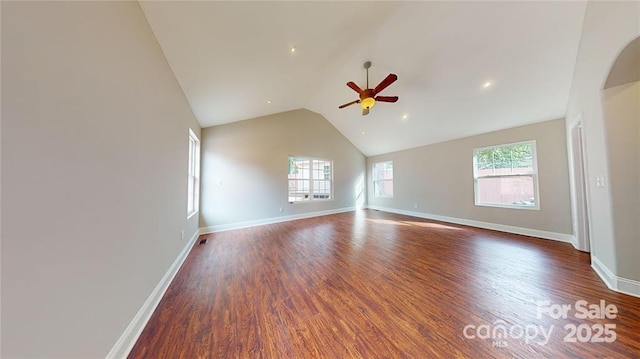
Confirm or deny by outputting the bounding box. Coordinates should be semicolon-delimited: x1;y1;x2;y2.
129;210;640;358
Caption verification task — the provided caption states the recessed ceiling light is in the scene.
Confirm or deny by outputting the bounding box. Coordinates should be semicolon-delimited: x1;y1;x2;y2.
482;81;493;89
402;113;408;120
361;131;365;135
290;46;296;54
266;100;271;104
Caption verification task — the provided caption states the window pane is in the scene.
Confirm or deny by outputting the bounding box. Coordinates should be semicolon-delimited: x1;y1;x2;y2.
475;143;534;176
476;148;493;175
373;163;383;180
374;179;393;197
373;161;393;197
474;142;537;208
512;144;533;174
288;156;331;202
314;180;331;194
187;129;200;216
188;175;194;194
288;179;310;202
383;180;393;197
477;175;535;206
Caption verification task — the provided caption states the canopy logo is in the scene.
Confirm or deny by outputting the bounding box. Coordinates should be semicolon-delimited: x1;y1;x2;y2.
462;321;552;347
462;300;618;347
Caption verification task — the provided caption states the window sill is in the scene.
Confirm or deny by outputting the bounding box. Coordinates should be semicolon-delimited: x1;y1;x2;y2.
475;202;540;211
289;199;334;205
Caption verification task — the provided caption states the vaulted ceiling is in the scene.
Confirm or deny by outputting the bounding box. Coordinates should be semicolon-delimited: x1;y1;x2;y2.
139;1;587;156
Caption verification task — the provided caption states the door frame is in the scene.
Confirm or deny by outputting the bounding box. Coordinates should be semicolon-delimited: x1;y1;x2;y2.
568;113;592;252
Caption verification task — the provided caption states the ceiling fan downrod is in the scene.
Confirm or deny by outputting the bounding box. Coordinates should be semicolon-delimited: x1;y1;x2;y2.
364;61;371;89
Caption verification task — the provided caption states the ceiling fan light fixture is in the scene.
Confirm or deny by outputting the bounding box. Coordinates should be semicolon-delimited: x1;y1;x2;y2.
361;97;375;109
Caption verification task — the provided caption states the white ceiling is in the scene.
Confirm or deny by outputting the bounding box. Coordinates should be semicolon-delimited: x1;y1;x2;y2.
140;1;587;156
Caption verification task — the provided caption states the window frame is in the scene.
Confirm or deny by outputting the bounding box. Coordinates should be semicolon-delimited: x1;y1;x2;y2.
372;160;394;198
472;140;540;210
187;129;200;219
288;155;333;204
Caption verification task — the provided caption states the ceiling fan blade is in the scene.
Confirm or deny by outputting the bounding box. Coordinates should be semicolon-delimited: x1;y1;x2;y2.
338;99;359;109
373;74;398;94
362;107;369;116
375;96;399;103
347;81;363;94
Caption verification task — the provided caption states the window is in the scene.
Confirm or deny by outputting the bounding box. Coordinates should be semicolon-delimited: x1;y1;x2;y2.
288;156;332;203
373;161;394;198
187;129;200;218
473;141;539;209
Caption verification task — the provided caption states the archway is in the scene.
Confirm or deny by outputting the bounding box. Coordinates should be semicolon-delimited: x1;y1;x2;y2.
601;36;639;282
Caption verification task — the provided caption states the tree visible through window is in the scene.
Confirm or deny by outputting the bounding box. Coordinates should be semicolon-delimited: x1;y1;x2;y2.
473;141;539;209
373;161;393;198
288;156;332;203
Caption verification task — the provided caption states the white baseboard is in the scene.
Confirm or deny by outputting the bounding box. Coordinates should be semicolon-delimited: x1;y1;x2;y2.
591;256;616;290
592;256;640;298
366;205;575;243
106;230;200;359
199;207;356;234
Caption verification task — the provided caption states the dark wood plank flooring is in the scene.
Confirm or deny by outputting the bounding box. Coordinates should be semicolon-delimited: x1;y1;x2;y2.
129;209;640;358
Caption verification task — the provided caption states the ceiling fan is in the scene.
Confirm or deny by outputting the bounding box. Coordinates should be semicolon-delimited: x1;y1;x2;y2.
339;61;398;116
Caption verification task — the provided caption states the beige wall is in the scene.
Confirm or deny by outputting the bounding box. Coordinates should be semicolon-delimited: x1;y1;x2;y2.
1;2;200;357
199;109;366;229
603;82;640;280
565;0;639;282
367;119;573;235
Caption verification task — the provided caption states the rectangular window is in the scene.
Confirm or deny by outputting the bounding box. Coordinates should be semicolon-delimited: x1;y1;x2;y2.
473;141;539;209
288;156;332;203
373;161;394;198
187;129;200;218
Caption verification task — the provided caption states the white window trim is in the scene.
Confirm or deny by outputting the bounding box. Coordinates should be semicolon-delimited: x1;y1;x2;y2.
187;129;200;219
372;161;394;198
288;155;334;204
473;140;540;210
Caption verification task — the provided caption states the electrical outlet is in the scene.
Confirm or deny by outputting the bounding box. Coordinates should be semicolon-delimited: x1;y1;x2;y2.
279;207;284;213
414;203;418;209
180;230;184;241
